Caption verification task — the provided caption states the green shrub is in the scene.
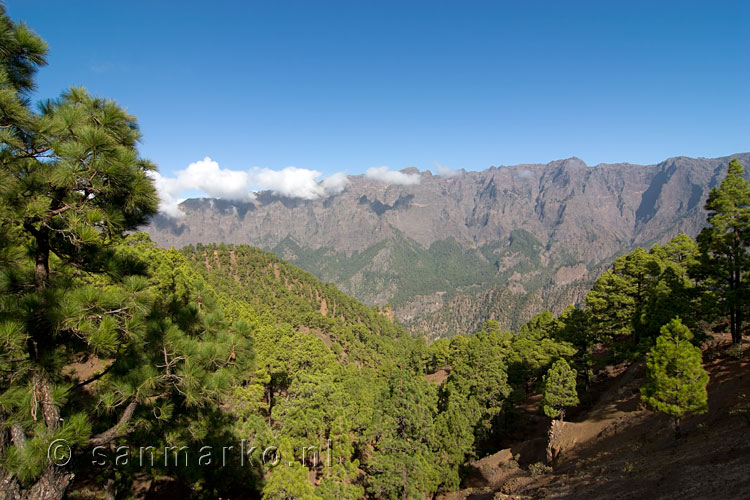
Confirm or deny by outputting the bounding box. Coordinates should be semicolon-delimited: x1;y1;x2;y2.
528;462;552;476
730;394;750;427
728;343;744;360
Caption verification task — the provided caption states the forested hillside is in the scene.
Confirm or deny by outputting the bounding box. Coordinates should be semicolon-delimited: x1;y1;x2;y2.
6;215;749;498
146;154;750;338
179;242;410;365
1;6;749;500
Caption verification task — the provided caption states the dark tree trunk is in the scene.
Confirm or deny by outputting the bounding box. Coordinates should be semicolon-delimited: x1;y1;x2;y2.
730;232;744;345
730;301;740;345
673;417;682;439
24;228;54;363
737;268;744;344
34;228;50;291
267;381;274;425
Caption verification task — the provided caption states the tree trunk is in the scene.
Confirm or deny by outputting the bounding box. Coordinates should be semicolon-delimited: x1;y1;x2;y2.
0;423;21;499
103;478;116;500
34;229;50;291
546;419;563;466
267;381;274;425
21;465;73;500
737;279;744;345
35;374;60;431
673;417;681;439
735;234;743;344
1;408;71;500
0;476;21;500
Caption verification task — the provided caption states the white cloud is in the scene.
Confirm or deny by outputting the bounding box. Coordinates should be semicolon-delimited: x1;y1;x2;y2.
365;166;421;186
251;166;348;199
434;162;459;177
151;157;349;217
181;157;254;201
321;171;350;194
149;157;254;218
147;170;186;218
252;166;324;200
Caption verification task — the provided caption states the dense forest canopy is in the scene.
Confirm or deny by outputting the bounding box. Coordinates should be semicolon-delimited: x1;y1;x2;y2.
0;6;748;500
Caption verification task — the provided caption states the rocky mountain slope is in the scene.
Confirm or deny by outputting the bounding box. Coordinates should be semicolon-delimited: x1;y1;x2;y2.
144;153;750;338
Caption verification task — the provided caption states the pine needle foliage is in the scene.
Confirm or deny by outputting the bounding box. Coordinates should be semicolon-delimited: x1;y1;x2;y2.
541;359;579;421
0;8;254;498
696;158;750;344
640;318;708;437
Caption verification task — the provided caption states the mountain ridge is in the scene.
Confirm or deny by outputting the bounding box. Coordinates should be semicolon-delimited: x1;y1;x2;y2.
145;153;750;337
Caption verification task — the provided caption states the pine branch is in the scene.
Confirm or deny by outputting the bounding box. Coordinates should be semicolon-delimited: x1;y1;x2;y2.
71;360;115;391
48;203;73;216
89;399;137;447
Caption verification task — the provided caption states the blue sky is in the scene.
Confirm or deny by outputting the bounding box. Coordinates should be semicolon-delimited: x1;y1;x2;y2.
7;0;749;209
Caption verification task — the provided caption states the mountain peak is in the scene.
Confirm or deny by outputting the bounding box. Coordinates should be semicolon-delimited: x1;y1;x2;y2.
548;157;587;168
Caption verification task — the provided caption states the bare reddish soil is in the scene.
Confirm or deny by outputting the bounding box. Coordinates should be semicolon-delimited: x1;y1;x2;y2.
440;333;750;500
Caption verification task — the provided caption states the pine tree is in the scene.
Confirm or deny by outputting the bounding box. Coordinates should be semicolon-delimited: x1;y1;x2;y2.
585;247;662;348
262;439;320;500
541;359;578;421
366;367;440;500
645;234;701;340
584;237;702;359
0;9;253;499
696;158;750;344
436;321;513;466
510;311;576;396
316;461;364;500
641;318;708;438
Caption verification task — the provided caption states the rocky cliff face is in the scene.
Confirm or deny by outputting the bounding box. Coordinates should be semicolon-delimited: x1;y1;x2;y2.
144;153;750;338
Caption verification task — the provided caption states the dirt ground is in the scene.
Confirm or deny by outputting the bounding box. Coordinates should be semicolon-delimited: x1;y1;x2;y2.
439;333;750;500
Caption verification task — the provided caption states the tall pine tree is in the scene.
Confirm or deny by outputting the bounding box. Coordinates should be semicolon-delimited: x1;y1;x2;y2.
366;367;440;500
696;158;750;344
0;9;254;499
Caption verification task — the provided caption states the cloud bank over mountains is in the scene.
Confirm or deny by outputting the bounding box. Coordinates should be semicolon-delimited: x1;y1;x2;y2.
151;156;349;217
364;166;421;185
149;158;254;218
150;157;350;217
152;158;431;217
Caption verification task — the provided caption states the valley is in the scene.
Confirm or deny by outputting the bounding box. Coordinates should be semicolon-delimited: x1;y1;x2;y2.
2;4;749;500
146;154;750;338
